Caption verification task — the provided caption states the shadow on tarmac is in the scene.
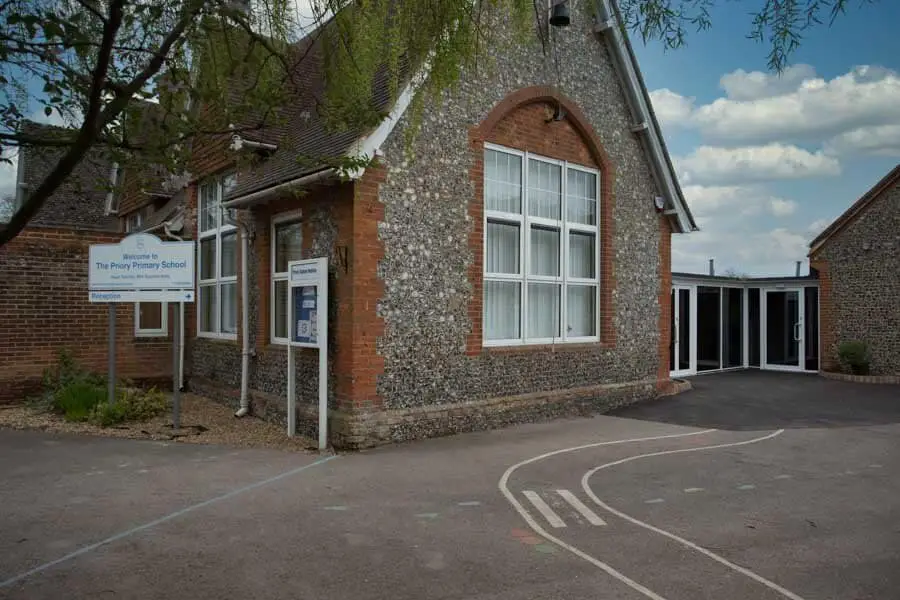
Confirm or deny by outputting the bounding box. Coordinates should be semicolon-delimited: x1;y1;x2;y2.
612;370;900;431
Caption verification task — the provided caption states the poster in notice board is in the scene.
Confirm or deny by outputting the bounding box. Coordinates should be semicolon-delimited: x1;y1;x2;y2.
292;285;318;345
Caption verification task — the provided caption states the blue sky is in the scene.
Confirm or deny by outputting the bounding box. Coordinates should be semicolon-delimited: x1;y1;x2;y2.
632;0;900;276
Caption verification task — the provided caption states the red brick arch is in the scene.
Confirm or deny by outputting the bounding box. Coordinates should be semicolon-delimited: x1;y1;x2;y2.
467;86;617;354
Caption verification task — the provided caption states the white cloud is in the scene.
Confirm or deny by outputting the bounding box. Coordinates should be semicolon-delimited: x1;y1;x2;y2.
682;184;797;221
676;143;840;185
649;88;695;127
719;64;817;100
693;66;900;144
807;218;832;236
768;198;797;217
824;124;900;157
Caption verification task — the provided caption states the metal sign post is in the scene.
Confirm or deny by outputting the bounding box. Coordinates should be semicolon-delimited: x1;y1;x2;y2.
286;257;329;450
89;233;195;428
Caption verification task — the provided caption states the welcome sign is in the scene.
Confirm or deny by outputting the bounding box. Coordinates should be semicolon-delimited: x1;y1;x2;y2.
89;233;195;296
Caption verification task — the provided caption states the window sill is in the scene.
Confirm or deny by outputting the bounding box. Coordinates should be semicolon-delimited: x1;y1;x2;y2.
197;333;239;343
481;340;606;354
135;333;168;340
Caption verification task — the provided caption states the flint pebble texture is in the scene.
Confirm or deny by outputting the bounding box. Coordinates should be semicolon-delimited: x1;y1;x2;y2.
375;1;664;410
815;179;900;375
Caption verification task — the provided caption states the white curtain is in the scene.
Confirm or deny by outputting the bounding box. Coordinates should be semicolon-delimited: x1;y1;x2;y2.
485;150;522;214
220;232;237;278
528;159;561;219
566;170;597;225
486;221;519;274
528;283;560;338
221;282;238;333
484;281;520;340
530;226;559;276
567;285;597;337
569;232;595;279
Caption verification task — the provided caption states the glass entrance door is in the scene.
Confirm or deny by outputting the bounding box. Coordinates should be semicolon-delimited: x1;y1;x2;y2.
763;288;804;371
670;286;695;377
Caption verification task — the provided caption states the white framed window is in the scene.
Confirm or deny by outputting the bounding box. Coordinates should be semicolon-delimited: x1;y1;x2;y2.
483;143;600;346
270;210;303;344
197;172;238;339
125;210;142;232
135;302;167;337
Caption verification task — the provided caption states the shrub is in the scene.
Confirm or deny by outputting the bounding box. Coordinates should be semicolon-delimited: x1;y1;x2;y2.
52;382;107;422
88;387;168;427
838;341;870;375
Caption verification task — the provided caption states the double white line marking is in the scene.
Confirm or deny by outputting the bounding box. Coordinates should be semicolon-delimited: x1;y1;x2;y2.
523;489;607;528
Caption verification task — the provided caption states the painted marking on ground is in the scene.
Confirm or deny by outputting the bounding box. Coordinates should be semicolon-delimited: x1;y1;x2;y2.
323;505;349;511
0;455;338;589
683;487;704;493
737;484;756;490
556;489;606;526
582;429;805;600
457;501;481;507
416;512;440;520
869;464;883;469
499;427;718;600
774;474;792;480
645;498;665;504
523;491;566;528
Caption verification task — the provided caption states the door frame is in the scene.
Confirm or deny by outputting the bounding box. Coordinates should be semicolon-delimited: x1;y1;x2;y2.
670;284;697;378
761;287;805;372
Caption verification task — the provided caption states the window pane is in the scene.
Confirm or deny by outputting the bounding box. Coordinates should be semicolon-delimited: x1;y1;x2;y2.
527;159;561;220
567;285;597;337
220;282;238;334
200;181;217;231
566;169;598;225
530;226;560;276
221;232;237;278
569;231;596;279
199;285;216;332
486;221;520;274
138;303;163;330
528;283;560;338
274;220;303;273
274;279;288;339
484;280;520;340
200;238;216;280
485;150;522;213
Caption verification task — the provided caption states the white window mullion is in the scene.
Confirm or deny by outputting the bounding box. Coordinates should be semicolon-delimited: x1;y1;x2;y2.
561;162;569;341
521;150;529;343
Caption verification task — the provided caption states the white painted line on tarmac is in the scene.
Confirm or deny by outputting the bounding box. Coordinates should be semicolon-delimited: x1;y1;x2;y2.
458;501;482;506
774;474;792;480
0;455;338;590
645;498;665;504
523;491;566;528
556;489;606;526
581;429;806;600
683;487;704;493
737;484;756;490
499;427;717;600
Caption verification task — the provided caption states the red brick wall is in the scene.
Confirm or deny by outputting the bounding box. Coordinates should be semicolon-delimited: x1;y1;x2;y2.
810;258;835;371
0;227;172;404
657;216;673;391
467;87;617;353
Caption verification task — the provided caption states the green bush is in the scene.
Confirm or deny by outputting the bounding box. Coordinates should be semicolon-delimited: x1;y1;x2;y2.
88;387;168;427
838;340;870;375
52;381;107;422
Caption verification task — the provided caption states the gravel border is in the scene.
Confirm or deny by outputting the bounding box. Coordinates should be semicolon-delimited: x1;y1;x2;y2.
0;393;318;452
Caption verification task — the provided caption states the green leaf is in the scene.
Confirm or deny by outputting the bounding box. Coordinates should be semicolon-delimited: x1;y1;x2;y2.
44;106;52;117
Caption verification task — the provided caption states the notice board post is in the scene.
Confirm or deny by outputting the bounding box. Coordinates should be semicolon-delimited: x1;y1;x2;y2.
286;257;328;451
89;233;195;428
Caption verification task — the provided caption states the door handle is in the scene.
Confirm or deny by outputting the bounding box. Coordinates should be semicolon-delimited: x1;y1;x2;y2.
793;321;802;342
